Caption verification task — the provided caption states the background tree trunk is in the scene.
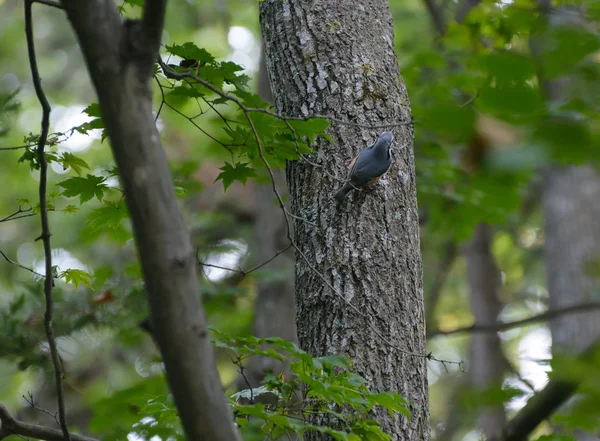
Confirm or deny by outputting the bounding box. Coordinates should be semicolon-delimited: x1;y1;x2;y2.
259;1;429;439
543;165;600;352
542;165;600;441
464;223;507;438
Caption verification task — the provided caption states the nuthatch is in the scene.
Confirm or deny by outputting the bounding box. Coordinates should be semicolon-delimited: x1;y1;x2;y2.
333;131;394;202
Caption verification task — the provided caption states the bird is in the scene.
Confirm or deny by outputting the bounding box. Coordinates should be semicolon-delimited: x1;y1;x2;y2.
333;131;394;202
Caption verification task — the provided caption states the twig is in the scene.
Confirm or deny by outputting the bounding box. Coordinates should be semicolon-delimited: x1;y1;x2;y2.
0;205;34;223
0;249;45;278
25;2;71;441
198;244;292;277
0;145;36;151
234;357;254;403
0;404;96;441
157;59;414;130
427;301;600;338
23;393;60;426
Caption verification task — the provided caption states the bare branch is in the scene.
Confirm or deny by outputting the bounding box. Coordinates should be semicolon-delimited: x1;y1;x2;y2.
198;244;293;277
0;404;96;441
0;249;45;277
427;301;600;338
25;2;70;440
0;144;35;151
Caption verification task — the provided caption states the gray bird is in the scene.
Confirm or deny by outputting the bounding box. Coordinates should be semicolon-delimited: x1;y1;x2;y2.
333;131;394;202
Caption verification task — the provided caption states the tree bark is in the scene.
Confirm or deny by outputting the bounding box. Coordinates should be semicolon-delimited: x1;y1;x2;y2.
259;2;429;440
464;223;507;438
60;2;240;440
543;165;600;353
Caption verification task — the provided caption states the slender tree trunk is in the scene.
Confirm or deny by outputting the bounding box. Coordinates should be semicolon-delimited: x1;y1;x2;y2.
543;166;600;353
464;223;507;438
259;2;429;440
542;165;600;441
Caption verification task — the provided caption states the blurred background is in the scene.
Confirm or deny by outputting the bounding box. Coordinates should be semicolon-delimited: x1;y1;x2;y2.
0;0;599;440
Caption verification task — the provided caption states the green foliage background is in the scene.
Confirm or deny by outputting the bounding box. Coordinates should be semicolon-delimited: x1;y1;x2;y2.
0;0;599;439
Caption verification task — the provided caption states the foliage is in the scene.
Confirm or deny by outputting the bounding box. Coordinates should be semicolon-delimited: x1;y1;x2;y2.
86;331;410;441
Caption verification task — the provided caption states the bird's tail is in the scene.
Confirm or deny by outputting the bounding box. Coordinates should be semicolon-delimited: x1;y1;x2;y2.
334;183;354;202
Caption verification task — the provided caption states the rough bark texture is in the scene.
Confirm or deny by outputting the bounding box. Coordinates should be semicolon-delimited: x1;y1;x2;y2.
464;224;507;438
60;2;240;440
259;2;429;440
543;166;600;353
240;52;297;389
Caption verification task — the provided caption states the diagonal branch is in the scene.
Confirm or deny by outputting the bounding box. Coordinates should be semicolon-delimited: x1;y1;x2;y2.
427;301;600;338
25;2;71;441
491;341;600;441
0;404;96;441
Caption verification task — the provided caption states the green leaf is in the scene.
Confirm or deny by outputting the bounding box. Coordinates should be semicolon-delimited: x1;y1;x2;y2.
215;162;257;191
87;201;129;233
61;205;79;214
313;354;353;370
59;152;90;176
60;268;93;289
57;174;108;204
82;103;102;118
165;43;215;64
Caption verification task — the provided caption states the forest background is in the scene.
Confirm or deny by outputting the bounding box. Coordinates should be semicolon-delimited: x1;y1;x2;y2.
0;0;599;440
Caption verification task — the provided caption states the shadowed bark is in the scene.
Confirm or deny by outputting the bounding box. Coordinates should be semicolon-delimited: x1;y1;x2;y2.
259;1;429;439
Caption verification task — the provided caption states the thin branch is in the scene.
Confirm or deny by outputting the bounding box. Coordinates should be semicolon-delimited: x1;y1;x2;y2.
23;393;60;427
198;244;292;277
25;2;71;441
0;145;35;151
0;206;34;223
427;301;600;338
157;59;413;130
0;249;45;278
0;404;96;441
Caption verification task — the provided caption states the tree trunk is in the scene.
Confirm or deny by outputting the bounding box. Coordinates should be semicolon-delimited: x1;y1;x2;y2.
259;2;429;440
464;223;507;438
543;166;600;353
60;2;240;440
